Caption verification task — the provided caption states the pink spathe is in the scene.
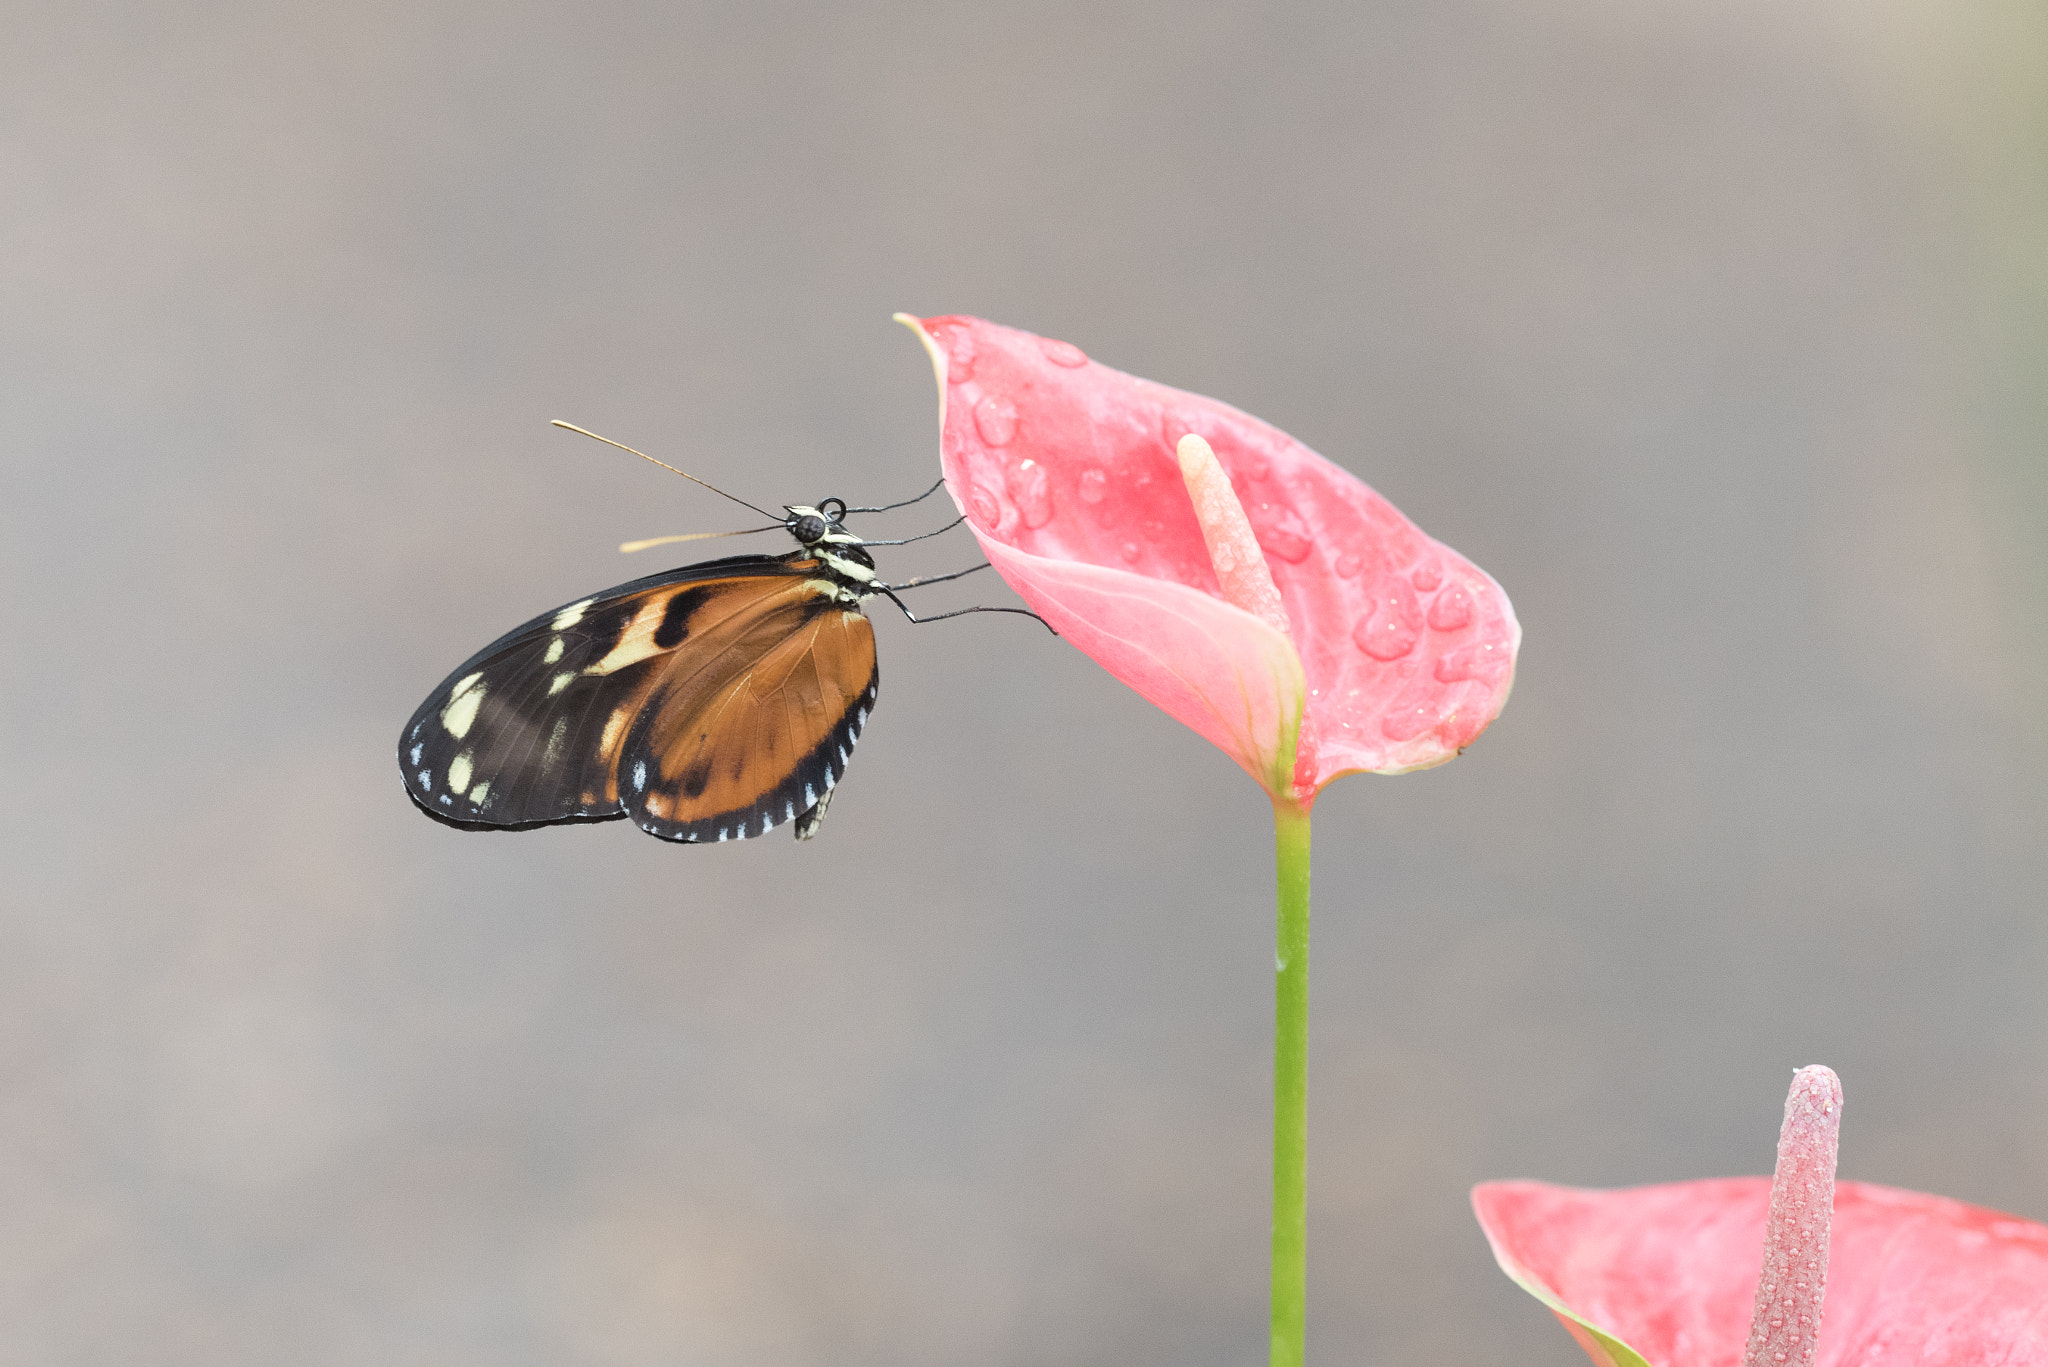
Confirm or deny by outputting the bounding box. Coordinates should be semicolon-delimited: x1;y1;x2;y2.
898;314;1520;802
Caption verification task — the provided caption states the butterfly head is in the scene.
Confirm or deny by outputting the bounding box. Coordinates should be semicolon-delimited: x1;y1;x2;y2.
785;499;848;547
785;499;876;589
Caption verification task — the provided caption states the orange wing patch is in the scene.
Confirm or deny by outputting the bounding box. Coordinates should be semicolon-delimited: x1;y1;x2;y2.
626;592;877;841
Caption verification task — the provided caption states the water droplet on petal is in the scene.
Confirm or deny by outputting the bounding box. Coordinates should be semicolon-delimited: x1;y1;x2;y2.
1427;585;1473;631
936;324;975;383
967;485;1002;529
1335;551;1365;578
1007;459;1053;528
1356;618;1411;660
1353;581;1423;660
1257;511;1313;563
1080;468;1108;503
1411;562;1442;591
1120;541;1141;563
975;395;1018;446
1038;337;1088;367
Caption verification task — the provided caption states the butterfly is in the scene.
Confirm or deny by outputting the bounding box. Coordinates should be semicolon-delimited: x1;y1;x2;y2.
400;425;1041;844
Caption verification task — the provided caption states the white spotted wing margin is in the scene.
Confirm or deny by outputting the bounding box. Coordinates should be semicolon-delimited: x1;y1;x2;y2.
399;551;878;843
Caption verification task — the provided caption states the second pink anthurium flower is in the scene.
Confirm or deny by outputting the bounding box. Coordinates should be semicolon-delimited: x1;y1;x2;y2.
897;314;1519;804
1474;1067;2048;1367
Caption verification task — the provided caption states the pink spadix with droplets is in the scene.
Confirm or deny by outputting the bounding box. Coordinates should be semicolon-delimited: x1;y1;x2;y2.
898;314;1519;802
1743;1066;1840;1367
1474;1066;2048;1367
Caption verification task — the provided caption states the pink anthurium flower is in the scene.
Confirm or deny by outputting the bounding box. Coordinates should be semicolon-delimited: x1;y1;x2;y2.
895;314;1520;1367
895;314;1519;806
1474;1066;2048;1367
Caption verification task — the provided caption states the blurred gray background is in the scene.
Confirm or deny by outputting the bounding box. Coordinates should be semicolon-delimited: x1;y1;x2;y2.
5;1;2045;1363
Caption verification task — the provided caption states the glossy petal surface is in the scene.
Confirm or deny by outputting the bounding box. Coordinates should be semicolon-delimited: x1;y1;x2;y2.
902;315;1519;792
1473;1179;2048;1367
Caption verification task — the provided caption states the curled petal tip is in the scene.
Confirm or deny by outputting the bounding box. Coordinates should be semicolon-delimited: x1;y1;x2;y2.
894;313;949;409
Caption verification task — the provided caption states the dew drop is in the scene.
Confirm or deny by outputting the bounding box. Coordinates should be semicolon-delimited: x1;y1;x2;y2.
1039;337;1088;367
1080;468;1108;503
1355;617;1413;660
1427;585;1473;631
975;395;1018;446
1007;459;1054;528
1258;520;1313;564
1120;541;1141;563
1334;550;1365;578
967;484;1002;529
1411;562;1442;591
936;324;975;383
1353;582;1423;660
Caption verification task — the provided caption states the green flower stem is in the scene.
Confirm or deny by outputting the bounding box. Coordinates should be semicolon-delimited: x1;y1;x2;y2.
1270;797;1312;1367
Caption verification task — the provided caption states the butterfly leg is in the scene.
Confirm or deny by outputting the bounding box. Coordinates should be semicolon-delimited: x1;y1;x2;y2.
877;562;992;591
862;513;968;547
842;476;948;515
874;587;1056;633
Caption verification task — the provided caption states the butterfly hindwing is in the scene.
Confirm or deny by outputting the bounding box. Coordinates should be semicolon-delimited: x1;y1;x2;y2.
620;592;878;842
400;554;876;840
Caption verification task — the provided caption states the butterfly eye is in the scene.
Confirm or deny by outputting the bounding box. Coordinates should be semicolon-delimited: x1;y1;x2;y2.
794;513;828;543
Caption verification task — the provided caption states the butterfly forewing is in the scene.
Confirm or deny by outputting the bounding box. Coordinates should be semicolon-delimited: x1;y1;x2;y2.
401;554;877;841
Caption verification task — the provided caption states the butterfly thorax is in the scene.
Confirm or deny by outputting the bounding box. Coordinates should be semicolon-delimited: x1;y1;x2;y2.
785;502;877;604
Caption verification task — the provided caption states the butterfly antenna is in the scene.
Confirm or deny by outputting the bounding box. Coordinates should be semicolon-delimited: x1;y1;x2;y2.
552;421;778;519
619;524;785;554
